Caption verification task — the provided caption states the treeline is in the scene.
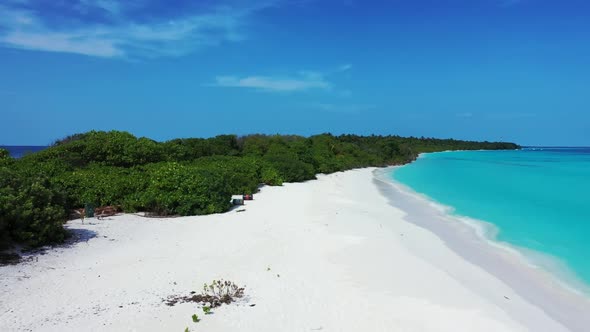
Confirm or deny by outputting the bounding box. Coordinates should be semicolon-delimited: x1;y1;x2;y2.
0;131;518;248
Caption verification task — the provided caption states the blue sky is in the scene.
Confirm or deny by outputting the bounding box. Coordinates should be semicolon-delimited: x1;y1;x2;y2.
1;0;589;146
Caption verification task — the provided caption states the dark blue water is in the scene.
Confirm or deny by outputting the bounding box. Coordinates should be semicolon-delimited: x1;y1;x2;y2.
392;148;590;292
0;146;48;158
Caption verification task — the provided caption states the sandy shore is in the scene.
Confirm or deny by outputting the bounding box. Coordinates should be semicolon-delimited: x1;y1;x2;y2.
1;168;586;331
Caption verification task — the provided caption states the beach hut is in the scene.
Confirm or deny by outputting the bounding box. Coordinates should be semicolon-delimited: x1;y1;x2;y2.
231;195;244;206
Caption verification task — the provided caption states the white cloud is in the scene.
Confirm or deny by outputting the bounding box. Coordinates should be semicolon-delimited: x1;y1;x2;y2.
212;72;331;92
0;1;277;58
3;30;122;57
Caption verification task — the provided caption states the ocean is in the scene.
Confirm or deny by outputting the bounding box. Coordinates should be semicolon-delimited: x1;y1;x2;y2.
391;148;590;293
0;146;47;159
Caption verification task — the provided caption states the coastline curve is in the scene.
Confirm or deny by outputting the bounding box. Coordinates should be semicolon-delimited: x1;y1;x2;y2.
373;166;590;332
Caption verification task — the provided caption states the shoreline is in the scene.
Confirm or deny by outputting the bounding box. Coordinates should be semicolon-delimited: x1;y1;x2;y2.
374;166;590;331
0;167;583;331
382;164;590;296
394;149;590;296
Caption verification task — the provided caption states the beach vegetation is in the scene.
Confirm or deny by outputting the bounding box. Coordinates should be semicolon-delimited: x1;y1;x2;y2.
201;279;245;307
202;306;211;315
0;148;9;160
0;149;12;169
0;166;68;248
135;162;232;216
165;279;245;310
0;130;519;248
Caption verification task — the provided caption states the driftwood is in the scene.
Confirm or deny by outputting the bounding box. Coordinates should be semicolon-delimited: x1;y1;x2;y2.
95;206;118;219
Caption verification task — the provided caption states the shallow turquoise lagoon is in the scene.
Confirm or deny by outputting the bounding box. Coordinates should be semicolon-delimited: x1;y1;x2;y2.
391;148;590;289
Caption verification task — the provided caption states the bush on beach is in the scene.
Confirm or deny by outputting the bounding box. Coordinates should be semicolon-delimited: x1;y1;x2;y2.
0;166;68;248
0;131;519;248
135;162;232;216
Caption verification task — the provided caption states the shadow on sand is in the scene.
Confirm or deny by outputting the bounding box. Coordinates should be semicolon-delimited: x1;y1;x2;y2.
62;227;98;247
0;227;98;266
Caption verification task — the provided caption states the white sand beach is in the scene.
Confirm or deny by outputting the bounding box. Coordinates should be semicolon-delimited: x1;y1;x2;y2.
1;168;588;331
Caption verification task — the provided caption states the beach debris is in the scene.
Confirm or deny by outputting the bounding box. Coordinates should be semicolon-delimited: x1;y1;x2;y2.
165;279;245;308
249;304;256;307
71;205;119;221
96;206;119;220
231;195;244;206
237;209;246;213
171;281;244;327
504;296;510;300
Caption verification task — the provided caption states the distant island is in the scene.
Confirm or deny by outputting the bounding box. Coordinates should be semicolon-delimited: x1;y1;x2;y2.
0;131;518;249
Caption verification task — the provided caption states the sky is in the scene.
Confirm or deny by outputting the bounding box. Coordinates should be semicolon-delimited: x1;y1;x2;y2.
0;0;589;146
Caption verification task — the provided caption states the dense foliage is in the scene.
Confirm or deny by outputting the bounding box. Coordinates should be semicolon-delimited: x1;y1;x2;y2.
0;151;68;248
0;131;518;248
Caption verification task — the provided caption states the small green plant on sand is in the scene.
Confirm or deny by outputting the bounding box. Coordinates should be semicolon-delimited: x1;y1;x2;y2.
164;279;245;309
184;328;189;332
201;279;245;308
192;314;200;323
202;306;212;315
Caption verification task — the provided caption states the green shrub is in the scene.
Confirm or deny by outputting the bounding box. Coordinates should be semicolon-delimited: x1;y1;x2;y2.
24;131;165;168
0;148;9;160
137;162;232;216
0;149;12;168
53;165;146;210
192;156;262;194
162;138;211;161
259;164;283;186
263;143;316;182
0;167;67;248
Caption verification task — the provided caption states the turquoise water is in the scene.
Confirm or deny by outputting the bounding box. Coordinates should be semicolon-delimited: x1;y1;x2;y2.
391;148;590;289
